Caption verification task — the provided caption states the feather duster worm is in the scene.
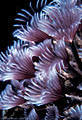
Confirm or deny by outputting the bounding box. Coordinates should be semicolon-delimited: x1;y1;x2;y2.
0;39;68;109
44;105;59;120
69;105;82;120
0;41;35;81
38;0;82;42
0;0;82;119
26;108;39;120
23;39;68;106
64;104;82;120
13;0;82;43
0;80;25;110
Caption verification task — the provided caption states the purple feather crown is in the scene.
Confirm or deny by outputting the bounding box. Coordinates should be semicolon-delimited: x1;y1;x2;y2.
0;0;82;119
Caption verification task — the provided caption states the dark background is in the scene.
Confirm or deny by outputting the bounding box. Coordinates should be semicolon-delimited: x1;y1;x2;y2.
0;0;32;52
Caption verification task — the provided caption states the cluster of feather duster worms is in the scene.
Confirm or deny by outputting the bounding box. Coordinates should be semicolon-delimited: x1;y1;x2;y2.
0;0;82;119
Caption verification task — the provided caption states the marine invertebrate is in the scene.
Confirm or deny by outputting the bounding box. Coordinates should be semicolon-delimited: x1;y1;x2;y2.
0;40;35;81
64;104;82;120
13;0;82;43
69;105;82;120
0;0;82;119
0;81;25;110
44;105;59;120
26;108;39;120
